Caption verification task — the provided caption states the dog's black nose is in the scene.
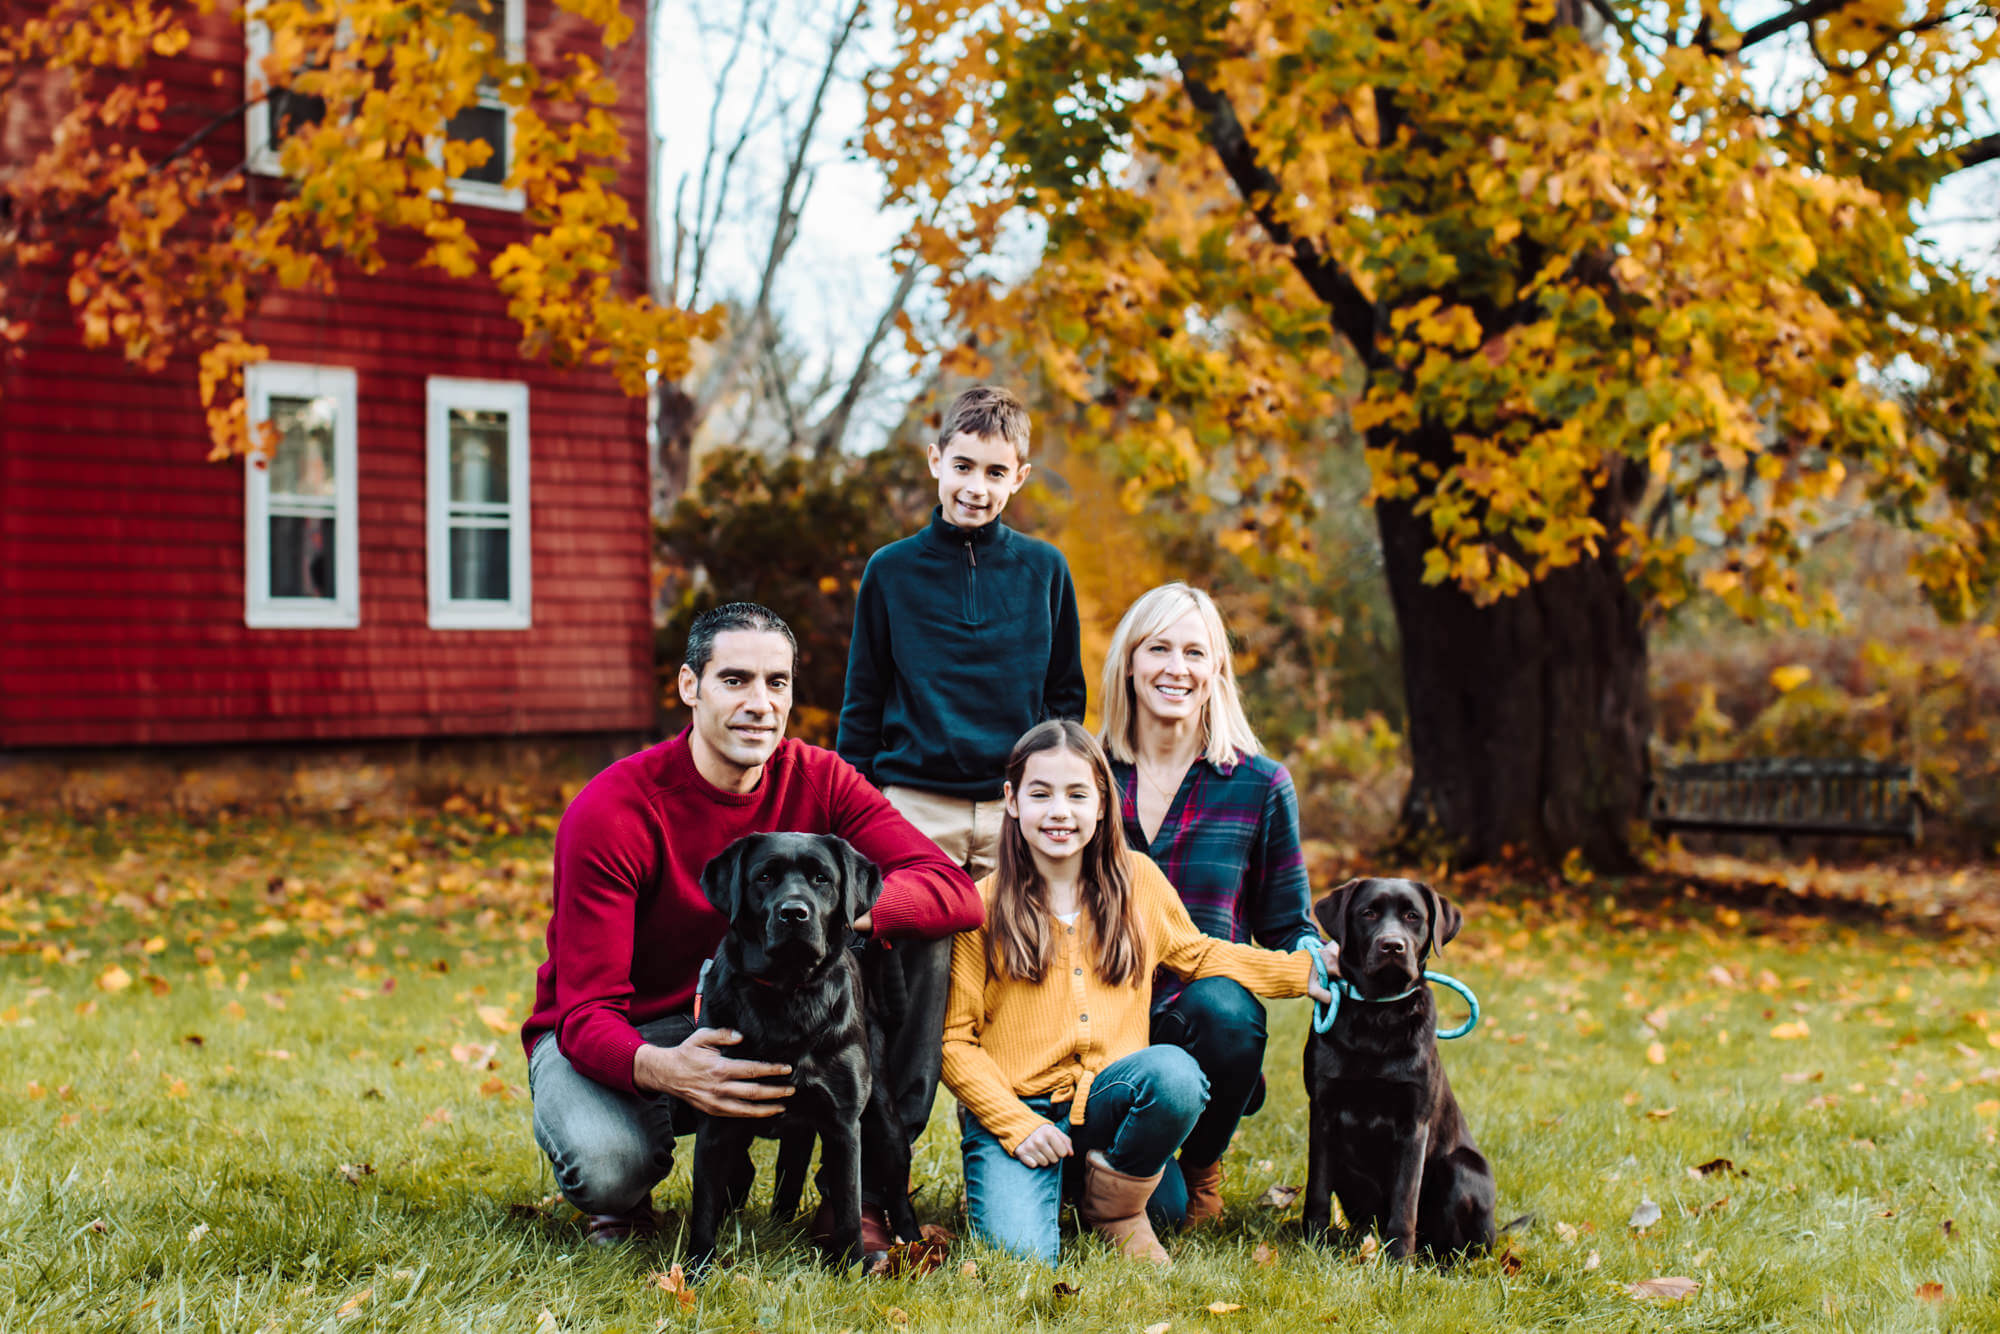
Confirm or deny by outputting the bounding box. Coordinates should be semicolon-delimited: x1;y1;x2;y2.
776;899;812;925
1379;938;1406;956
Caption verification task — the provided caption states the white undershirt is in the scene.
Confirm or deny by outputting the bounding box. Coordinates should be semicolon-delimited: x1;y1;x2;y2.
1055;910;1079;925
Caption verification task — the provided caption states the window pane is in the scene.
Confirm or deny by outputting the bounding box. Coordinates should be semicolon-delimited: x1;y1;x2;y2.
450;525;511;601
445;103;508;185
452;0;507;44
267;394;337;498
270;514;337;599
448;408;510;503
267;87;327;145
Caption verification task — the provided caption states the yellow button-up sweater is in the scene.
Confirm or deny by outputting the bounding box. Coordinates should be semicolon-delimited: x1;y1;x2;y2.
941;853;1313;1153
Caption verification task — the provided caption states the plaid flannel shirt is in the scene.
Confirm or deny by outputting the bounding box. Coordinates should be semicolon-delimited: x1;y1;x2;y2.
1112;751;1317;1006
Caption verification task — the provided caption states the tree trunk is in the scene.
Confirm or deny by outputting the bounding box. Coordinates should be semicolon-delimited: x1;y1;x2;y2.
1372;427;1651;869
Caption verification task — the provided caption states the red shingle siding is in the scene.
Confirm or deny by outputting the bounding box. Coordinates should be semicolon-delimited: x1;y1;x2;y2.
0;0;657;749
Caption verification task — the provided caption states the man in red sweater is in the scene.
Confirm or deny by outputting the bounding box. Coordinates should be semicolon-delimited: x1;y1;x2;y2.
523;603;983;1246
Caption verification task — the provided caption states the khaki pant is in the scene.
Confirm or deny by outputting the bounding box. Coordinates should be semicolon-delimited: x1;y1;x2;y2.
883;784;1005;880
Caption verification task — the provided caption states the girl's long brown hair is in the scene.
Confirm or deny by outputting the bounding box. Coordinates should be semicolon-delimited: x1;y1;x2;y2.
988;721;1144;988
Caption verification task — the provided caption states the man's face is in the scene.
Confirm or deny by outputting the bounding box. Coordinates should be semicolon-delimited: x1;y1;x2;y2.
678;629;794;787
927;431;1029;530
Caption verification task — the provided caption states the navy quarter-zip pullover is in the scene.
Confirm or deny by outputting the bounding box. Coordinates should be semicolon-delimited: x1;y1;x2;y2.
837;507;1086;800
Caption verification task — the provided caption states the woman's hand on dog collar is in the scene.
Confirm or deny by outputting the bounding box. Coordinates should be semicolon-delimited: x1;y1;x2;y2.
635;1027;795;1117
1305;940;1341;1005
851;912;873;935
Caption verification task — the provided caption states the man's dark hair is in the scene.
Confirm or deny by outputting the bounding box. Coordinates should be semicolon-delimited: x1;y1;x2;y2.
683;602;798;678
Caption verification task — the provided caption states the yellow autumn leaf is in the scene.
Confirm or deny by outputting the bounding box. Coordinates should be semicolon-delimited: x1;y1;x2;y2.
97;965;133;993
476;1004;514;1033
1206;1303;1244;1315
1770;1021;1811;1040
1645;1041;1666;1065
1770;664;1813;693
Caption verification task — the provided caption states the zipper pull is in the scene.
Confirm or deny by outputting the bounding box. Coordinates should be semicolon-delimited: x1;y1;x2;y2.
966;540;977;567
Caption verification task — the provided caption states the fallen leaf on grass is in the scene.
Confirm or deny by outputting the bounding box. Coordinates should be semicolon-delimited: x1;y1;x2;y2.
1583;1250;1600;1271
1260;1184;1300;1209
1144;1324;1172;1334
1206;1303;1243;1315
1354;1235;1379;1263
959;1259;978;1277
1691;1158;1740;1177
1498;1251;1523;1274
534;1310;558;1333
450;1042;497;1068
1769;1021;1810;1041
1625;1276;1699;1301
1251;1243;1275;1267
1645;1041;1666;1065
649;1266;696;1310
1780;1069;1822;1084
77;1217;109;1236
1693;1196;1730;1216
1942;1218;1955;1239
477;1076;509;1098
1554;1221;1578;1243
1628;1196;1661;1230
260;1049;293;1061
335;1287;372;1319
336;1163;375;1184
421;1107;453;1128
475;1004;513;1034
98;965;132;993
187;1222;209;1245
870;1235;950;1278
1646;1107;1677;1120
1915;1283;1949;1303
1051;1281;1081;1297
885;1308;909;1325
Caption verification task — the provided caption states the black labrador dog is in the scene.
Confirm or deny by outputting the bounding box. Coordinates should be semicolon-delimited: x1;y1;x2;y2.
688;831;911;1272
1303;877;1495;1261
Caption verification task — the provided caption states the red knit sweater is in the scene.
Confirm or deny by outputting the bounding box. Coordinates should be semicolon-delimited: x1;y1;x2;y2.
521;730;984;1092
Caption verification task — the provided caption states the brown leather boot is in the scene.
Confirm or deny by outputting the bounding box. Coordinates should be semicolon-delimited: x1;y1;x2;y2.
1181;1159;1225;1226
1079;1150;1170;1266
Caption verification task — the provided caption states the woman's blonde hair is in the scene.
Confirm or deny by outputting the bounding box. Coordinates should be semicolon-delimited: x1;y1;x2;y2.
1099;583;1262;767
989;721;1144;988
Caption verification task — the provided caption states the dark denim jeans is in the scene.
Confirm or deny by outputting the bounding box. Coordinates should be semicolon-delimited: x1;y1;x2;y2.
1146;976;1270;1225
959;1044;1209;1265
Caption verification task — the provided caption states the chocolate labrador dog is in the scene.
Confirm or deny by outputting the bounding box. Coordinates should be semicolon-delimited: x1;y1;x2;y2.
1303;877;1495;1260
687;832;898;1273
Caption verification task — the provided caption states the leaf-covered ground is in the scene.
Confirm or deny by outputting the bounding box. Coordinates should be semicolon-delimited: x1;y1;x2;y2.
2;811;1996;1332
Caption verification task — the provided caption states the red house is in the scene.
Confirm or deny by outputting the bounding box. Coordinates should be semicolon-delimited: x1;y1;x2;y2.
0;1;656;751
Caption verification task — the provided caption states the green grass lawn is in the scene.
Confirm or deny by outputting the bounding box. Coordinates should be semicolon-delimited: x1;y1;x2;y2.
2;812;1996;1332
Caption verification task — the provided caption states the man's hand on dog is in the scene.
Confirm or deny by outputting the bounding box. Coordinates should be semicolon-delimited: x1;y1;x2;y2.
634;1027;794;1117
1304;940;1342;1005
1012;1122;1072;1168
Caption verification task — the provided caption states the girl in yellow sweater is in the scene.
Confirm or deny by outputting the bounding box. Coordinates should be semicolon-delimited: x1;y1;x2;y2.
942;720;1340;1265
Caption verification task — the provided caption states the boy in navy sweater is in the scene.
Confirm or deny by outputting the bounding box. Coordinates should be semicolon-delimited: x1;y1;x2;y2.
838;385;1087;877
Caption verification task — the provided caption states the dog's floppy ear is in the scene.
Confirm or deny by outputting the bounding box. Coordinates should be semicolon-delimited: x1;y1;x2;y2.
832;836;884;925
1311;879;1362;949
1420;881;1463;955
699;835;756;922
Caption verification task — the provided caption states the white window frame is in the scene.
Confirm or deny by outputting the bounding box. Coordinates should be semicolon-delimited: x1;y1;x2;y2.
245;0;526;212
426;377;532;630
244;362;361;629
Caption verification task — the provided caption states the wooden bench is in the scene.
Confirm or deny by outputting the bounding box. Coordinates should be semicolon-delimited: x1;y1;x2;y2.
1646;758;1922;846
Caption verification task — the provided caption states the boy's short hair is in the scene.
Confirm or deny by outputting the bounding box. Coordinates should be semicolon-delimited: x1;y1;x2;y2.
683;602;797;677
937;385;1031;464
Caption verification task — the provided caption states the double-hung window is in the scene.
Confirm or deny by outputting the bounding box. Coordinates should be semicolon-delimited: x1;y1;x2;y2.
245;0;524;210
244;363;360;629
426;377;531;630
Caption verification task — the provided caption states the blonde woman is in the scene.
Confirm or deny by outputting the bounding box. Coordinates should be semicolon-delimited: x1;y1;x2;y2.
1099;583;1320;1227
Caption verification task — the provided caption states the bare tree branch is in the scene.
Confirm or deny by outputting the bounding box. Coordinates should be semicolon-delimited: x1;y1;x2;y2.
813;260;921;458
1939;129;2000;174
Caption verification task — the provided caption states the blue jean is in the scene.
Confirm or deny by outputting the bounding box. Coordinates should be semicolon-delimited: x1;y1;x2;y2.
959;1044;1209;1265
528;1015;700;1216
